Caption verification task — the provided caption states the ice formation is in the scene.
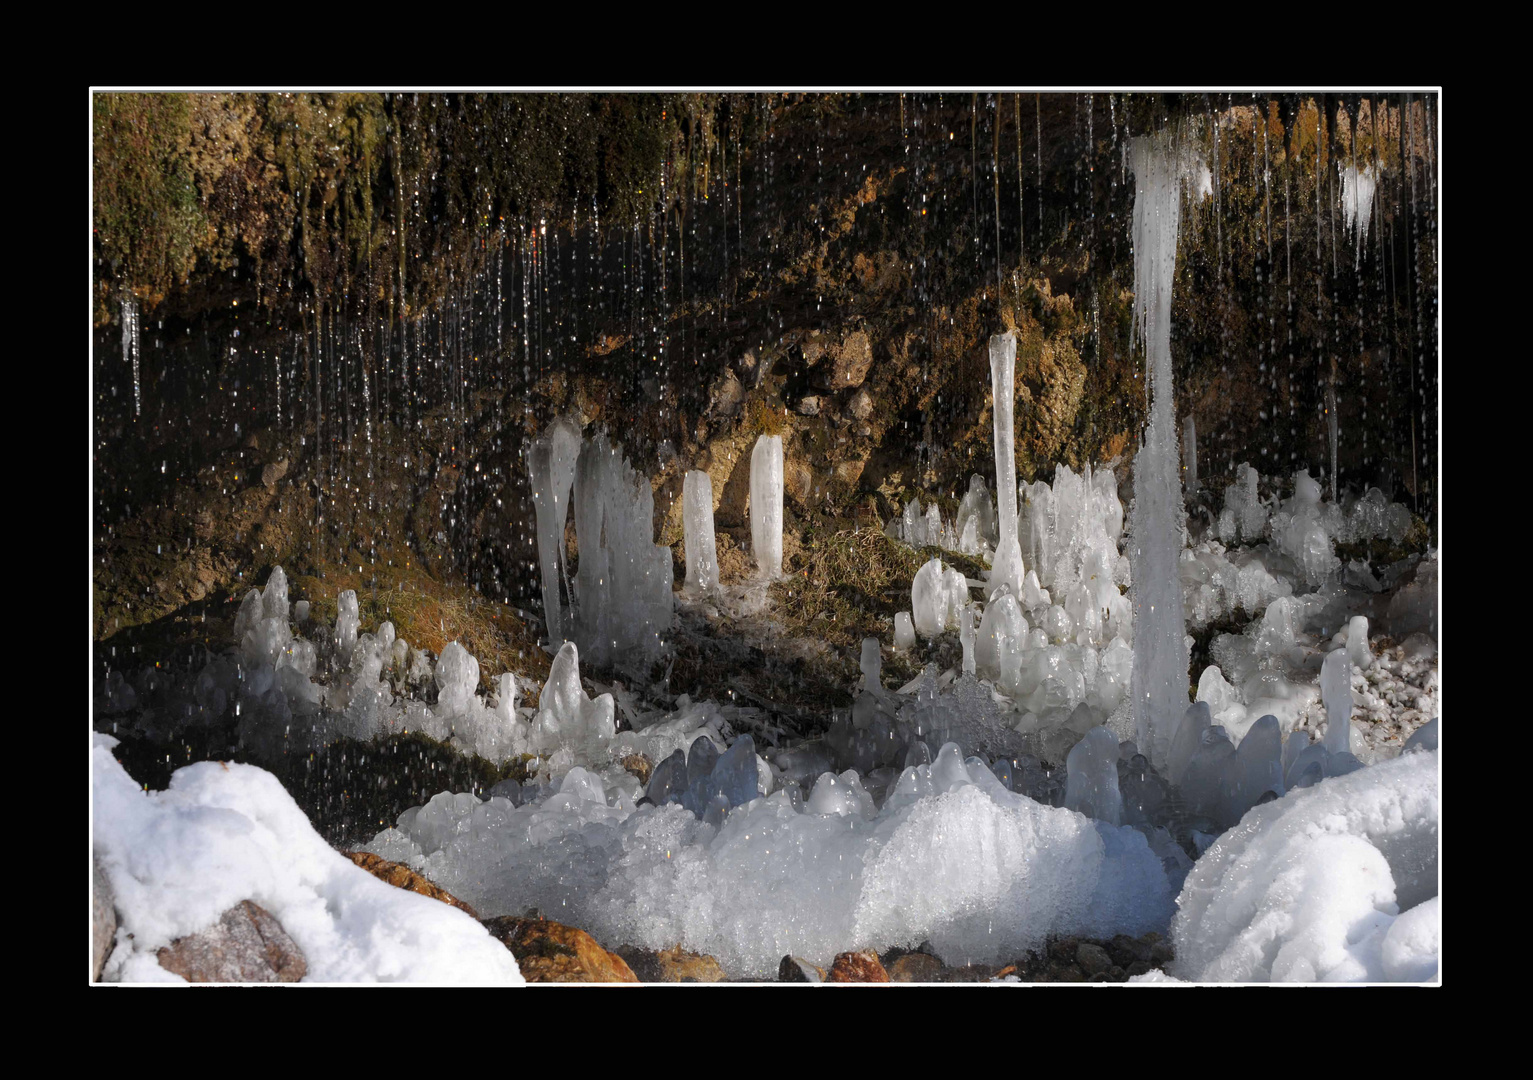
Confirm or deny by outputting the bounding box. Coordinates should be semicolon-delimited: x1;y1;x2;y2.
1170;748;1439;982
527;417;583;646
682;469;718;593
93;734;523;983
911;557;970;639
750;434;783;578
1182;414;1197;491
1127;131;1191;771
363;739;1177;977
987;332;1026;604
570;434;675;664
1340;162;1377;266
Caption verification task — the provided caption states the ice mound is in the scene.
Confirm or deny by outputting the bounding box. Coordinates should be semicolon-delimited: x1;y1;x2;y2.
1170;748;1439;982
367;741;1176;977
911;557;970;639
93;734;522;984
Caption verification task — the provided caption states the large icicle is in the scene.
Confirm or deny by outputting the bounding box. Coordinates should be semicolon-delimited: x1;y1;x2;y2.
750;435;783;578
527;417;584;646
988;332;1025;603
1127;132;1191;771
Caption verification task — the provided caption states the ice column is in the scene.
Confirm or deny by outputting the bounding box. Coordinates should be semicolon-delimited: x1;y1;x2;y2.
988;333;1025;602
527;417;583;645
860;637;882;694
682;470;718;592
750;435;784;577
1321;648;1354;755
1128;132;1191;771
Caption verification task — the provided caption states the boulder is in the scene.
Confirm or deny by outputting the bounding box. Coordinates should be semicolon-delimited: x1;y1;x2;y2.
93;858;115;982
778;955;826;982
827;949;889;982
481;917;638;983
156;900;306;983
343;851;480;919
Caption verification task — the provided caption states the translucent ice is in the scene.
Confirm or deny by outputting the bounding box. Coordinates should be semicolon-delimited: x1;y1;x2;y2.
1127;132;1191;772
682;470;718;592
527;417;584;645
893;612;916;652
750;435;784;578
1321;648;1354;756
860;637;883;694
988;333;1026;603
1064;726;1123;825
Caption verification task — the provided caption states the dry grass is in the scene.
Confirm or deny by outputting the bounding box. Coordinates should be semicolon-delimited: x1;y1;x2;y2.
289;547;549;692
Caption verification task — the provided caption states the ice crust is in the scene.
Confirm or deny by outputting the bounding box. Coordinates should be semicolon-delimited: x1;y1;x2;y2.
365;741;1176;977
93;734;523;984
1170;748;1439;982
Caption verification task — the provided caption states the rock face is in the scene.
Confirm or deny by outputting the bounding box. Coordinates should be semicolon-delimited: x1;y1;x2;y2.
481;917;638;983
156;900;306;982
93;858;116;982
827;950;889;982
343;852;481;919
826;331;874;389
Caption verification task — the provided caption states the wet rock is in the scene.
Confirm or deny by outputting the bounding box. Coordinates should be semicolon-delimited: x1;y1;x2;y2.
93;858;115;982
1077;942;1113;975
709;369;744;418
156;900;306;982
616;944;727;982
1110;933;1151;966
795;395;821;417
887;952;944;982
481;917;638;983
343;851;480;919
261;453;289;490
848;387;873;421
620;753;654;786
1150;941;1175;965
1125;960;1152;978
827;949;889;982
778;955;826;982
826;331;874;389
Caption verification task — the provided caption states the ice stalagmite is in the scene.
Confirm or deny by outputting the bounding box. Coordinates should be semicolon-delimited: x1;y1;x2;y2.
1128;132;1191;771
988;333;1025;603
1321;648;1354;755
682;470;718;592
528;417;583;646
750;435;783;577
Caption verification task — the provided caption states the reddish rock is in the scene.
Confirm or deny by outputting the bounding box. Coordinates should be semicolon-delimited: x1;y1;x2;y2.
343;851;480;919
156;901;306;983
481;917;638;983
828;950;889;982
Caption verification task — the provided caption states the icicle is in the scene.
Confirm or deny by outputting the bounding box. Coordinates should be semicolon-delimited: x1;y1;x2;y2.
988;333;1025;603
1127;131;1191;771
